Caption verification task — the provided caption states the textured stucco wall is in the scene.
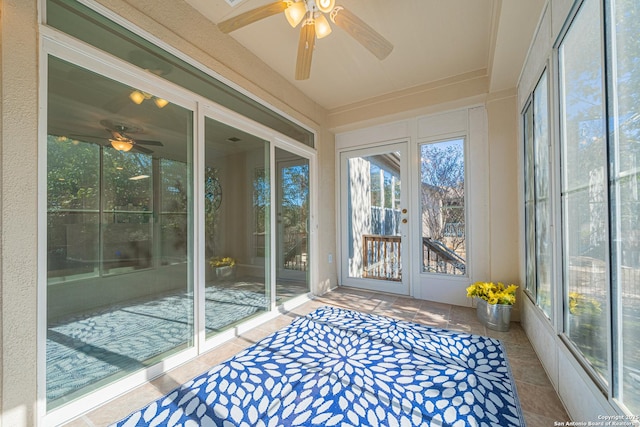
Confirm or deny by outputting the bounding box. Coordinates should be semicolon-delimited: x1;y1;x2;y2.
486;91;522;315
1;0;39;426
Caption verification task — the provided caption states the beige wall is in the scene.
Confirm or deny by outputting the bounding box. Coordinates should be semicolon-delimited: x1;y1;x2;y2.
1;0;40;425
315;126;338;295
486;91;521;304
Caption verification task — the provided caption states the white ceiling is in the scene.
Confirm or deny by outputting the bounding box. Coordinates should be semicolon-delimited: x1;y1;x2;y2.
184;0;545;111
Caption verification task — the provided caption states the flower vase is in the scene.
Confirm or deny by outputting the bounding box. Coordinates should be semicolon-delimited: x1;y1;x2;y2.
476;298;512;331
215;265;236;281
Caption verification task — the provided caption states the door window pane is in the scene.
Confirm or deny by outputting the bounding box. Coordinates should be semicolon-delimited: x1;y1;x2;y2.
46;57;194;408
559;0;608;382
420;139;466;275
610;0;640;413
204;117;269;338
347;152;402;281
276;148;310;302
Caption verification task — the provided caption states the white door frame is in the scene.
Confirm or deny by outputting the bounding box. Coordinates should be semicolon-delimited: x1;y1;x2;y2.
338;140;411;295
335;108;489;305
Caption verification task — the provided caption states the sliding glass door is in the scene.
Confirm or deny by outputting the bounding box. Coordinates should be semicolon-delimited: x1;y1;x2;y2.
46;57;194;409
44;53;316;417
203;115;270;338
275;148;310;302
44;16;315;419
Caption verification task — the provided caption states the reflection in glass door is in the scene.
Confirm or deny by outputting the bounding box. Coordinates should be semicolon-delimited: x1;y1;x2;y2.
46;57;194;409
340;143;409;294
203;116;269;339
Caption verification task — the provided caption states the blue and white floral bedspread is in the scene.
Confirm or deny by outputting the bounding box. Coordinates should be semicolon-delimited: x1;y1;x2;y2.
113;306;525;427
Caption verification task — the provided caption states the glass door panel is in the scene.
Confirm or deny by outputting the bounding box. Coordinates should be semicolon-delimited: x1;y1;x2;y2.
340;143;409;294
46;57;194;409
204;116;269;339
275;148;310;303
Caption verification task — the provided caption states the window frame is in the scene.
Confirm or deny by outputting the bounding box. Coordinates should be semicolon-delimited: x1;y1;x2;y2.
522;68;553;317
556;0;612;391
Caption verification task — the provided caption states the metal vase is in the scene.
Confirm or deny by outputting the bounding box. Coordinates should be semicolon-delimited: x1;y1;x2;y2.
476;298;512;331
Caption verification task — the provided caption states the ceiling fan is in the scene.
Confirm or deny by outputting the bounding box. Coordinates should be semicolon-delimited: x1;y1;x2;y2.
217;0;393;80
73;120;164;154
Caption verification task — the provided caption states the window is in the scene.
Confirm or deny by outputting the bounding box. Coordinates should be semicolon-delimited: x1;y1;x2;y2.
420;138;466;276
525;0;640;413
608;0;640;413
523;71;552;318
524;102;536;300
559;0;609;384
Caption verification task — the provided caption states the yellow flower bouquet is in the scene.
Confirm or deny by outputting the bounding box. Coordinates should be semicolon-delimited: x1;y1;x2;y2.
568;292;601;316
209;256;236;268
466;281;518;305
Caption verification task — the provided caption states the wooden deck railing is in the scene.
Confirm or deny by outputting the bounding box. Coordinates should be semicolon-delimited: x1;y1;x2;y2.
362;234;401;281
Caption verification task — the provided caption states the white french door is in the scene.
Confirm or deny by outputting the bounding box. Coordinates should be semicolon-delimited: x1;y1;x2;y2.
339;142;410;295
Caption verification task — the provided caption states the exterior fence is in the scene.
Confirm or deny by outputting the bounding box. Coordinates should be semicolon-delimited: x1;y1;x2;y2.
362;234;402;281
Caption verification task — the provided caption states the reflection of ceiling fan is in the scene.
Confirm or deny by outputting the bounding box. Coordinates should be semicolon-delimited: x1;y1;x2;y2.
73;120;164;154
218;0;393;80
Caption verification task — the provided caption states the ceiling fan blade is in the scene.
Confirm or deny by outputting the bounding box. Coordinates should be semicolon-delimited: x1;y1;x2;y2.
70;133;103;140
218;1;288;34
132;144;153;154
69;134;107;145
295;17;315;80
134;139;163;146
330;6;393;60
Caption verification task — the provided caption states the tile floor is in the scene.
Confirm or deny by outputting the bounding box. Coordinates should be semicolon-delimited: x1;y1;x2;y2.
62;287;568;427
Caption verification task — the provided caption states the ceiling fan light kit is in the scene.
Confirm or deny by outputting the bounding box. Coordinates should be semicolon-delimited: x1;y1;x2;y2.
129;90;147;105
284;1;306;27
313;13;332;38
314;0;335;14
217;0;393;80
110;138;134;152
129;90;169;108
153;97;169;108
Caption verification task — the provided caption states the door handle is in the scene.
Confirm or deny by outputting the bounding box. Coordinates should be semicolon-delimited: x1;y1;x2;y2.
402;219;407;224
402;208;407;214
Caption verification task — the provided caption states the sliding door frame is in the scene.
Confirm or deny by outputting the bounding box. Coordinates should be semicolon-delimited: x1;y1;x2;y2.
40;26;317;427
